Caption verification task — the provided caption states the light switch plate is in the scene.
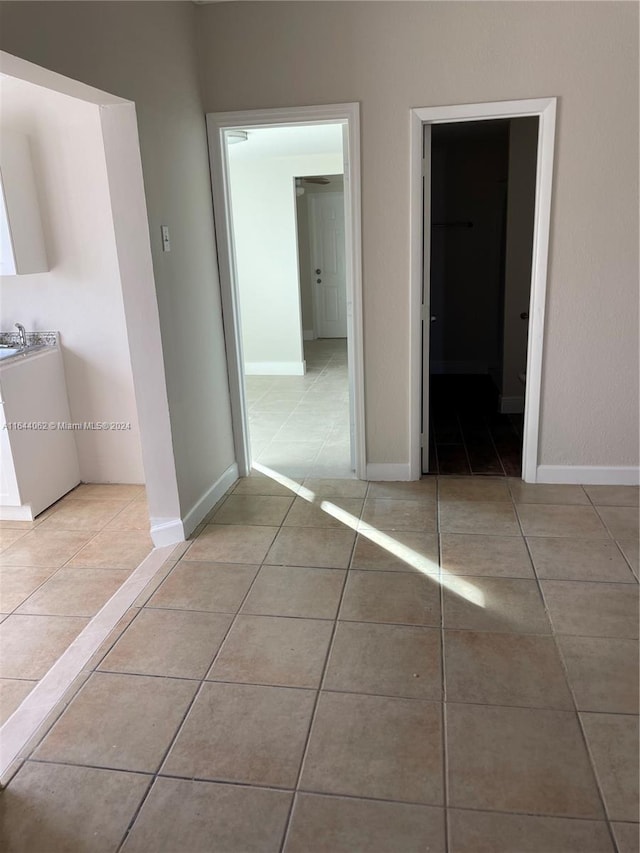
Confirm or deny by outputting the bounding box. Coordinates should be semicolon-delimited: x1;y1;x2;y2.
161;225;171;252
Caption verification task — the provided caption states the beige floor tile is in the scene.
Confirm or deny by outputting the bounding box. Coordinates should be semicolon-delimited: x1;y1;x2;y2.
241;565;345;619
443;576;551;634
186;524;278;563
208;614;332;688
266;527;355;569
66;530;153;569
0;678;35;725
148;560;258;613
438;477;511;502
39;499;130;531
66;483;145;501
541;580;638;638
303;478;368;498
212;494;294;526
351;530;440;573
581;712;639;821
618;539;640;577
440;533;534;578
0;565;57;612
300;691;443;804
528;537;637;582
0;519;40;531
122;778;292;853
447;809;615;853
596;505;640;539
162;682;315;787
232;473;299;496
0;529;92;568
611;823;640;853
100;608;232;678
446;703;603;817
0;614;88;679
0;761;149;853
284;496;364;528
284;794;445;853
508;480;589;505
105;499;150;531
340;570;440;626
584;485;639;507
558;635;639;713
17;567;129;617
444;630;573;709
0;528;28;551
360;498;437;532
367;479;438;502
516;504;609;538
324;621;441;700
34;672;197;772
440;501;520;536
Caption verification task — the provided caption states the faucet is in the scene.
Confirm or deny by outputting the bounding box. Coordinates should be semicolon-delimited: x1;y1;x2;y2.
15;323;27;348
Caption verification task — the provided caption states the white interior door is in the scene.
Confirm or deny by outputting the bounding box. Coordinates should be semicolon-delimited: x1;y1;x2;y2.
421;124;432;474
310;192;347;338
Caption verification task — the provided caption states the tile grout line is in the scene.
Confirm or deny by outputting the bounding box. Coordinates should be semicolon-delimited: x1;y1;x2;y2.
114;507;292;852
277;482;364;853
514;495;620;849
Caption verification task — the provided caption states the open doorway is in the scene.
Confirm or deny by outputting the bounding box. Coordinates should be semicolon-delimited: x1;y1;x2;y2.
207;105;365;481
410;99;557;483
428;117;538;476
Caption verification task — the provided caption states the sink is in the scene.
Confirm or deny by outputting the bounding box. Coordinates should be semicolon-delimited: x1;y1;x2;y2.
0;348;20;360
0;344;48;362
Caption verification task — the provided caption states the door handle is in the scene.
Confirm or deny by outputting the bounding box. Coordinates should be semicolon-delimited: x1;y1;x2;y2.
520;311;529;320
431;315;437;322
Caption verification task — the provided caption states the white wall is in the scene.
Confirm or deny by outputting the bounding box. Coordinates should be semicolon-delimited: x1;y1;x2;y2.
198;1;639;472
502;117;538;406
228;150;342;373
0;76;144;483
0;2;236;519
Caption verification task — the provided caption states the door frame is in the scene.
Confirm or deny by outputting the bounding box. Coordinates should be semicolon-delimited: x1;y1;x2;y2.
206;103;365;479
409;97;557;482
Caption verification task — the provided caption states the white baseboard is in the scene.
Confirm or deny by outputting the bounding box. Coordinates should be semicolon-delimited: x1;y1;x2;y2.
303;330;316;341
0;504;34;521
536;465;640;485
149;516;185;547
500;395;524;414
366;463;413;481
181;462;239;539
245;361;306;376
430;360;488;375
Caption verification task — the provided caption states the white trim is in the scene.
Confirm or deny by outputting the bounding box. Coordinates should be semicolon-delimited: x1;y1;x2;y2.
366;463;413;482
410;97;557;483
0;504;35;522
499;395;525;414
206;103;366;480
245;361;306;376
0;542;186;784
181;462;239;539
149;517;184;548
536;465;640;486
303;329;316;341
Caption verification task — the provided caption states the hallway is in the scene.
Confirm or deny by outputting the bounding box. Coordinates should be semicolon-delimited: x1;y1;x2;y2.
246;339;352;479
1;473;637;852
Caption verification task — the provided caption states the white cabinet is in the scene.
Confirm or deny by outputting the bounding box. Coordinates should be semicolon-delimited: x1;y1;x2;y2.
0;345;79;520
0;130;48;275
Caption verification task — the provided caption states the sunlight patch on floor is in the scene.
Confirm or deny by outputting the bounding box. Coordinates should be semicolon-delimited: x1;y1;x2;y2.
253;462;485;607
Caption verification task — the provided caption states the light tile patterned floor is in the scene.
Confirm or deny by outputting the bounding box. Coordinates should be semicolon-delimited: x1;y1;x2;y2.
0;485;151;726
1;474;638;853
246;338;352;479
